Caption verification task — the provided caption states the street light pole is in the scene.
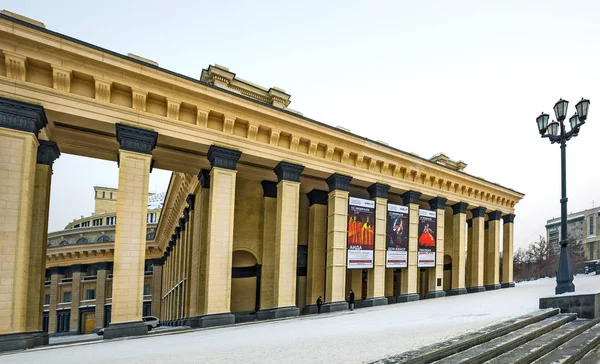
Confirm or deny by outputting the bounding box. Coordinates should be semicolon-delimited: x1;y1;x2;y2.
536;98;590;295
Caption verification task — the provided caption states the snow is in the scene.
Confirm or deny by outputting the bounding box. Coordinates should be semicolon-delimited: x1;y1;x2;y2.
4;274;600;364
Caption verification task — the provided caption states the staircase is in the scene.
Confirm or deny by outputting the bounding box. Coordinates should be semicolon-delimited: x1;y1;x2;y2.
372;308;600;364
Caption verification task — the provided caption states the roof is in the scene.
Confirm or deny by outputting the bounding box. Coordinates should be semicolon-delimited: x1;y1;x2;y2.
148;192;166;210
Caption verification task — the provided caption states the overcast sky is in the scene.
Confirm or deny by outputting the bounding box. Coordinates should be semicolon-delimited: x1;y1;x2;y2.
6;0;600;251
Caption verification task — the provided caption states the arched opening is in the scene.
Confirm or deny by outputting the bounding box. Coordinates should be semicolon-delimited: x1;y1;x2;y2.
443;254;452;291
231;250;259;322
75;237;88;244
96;234;111;242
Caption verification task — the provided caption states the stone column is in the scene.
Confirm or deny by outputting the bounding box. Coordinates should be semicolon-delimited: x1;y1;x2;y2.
0;97;47;352
425;197;447;298
364;183;389;307
183;206;192;320
26;140;59;346
323;173;352;312
398;191;421;302
104;124;157;340
384;269;395;303
501;214;516;288
95;263;108;330
192;145;240;327
47;267;60;334
303;190;328;314
151;259;163;318
70;264;83;334
448;202;468;295
257;162;304;319
258;181;277;313
467;207;486;293
175;223;183;321
485;211;502;290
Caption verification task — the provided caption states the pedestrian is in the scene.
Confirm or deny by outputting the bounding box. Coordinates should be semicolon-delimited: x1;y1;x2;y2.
349;290;355;311
316;296;323;314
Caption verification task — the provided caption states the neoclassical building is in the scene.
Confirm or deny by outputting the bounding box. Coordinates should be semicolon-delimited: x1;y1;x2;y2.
0;10;523;351
42;187;164;335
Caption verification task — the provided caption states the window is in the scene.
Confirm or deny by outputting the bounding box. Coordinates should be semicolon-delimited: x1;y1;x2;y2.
143;284;150;296
144;262;154;273
146;231;156;240
86;289;95;300
44;294;50;305
75;237;88;244
63;291;71;303
59;240;69;246
110;192;113;199
590;216;595;236
81;221;90;228
73;224;80;229
96;235;111;243
102;192;105;199
106;216;116;225
147;213;157;223
92;218;103;227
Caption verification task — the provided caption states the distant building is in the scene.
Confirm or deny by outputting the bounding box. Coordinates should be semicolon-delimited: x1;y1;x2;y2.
545;207;600;260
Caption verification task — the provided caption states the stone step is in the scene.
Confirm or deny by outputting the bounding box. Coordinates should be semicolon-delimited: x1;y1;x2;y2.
372;309;560;364
487;318;600;364
532;323;600;364
578;342;600;364
432;313;577;364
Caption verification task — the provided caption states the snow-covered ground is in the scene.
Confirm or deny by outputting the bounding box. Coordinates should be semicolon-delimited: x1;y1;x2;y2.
3;274;600;364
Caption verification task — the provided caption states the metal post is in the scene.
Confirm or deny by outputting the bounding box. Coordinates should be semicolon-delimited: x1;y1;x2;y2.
556;120;575;294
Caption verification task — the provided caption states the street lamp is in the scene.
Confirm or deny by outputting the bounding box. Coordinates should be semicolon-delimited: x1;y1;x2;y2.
536;98;590;295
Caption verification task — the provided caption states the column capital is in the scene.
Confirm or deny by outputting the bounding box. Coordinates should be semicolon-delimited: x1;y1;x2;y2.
452;202;468;215
50;266;60;275
115;123;157;154
152;258;163;267
502;214;516;224
186;194;195;211
487;210;502;221
274;161;304;182
198;169;211;189
166;245;172;254
307;189;328;206
178;218;185;232
0;96;48;135
261;180;277;198
207;145;241;170
326;173;352;192
71;264;83;273
428;197;447;210
467;218;473;228
184;207;190;222
485;221;489;229
470;207;486;218
36;140;60;166
402;191;421;205
96;262;109;271
367;183;390;199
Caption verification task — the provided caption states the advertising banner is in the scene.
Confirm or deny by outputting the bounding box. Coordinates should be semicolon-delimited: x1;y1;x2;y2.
386;204;409;268
347;197;375;269
418;209;437;267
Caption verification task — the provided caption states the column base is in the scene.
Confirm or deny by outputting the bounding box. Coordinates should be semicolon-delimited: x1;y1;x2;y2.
103;321;148;340
424;290;446;299
31;331;49;346
467;286;486;293
362;297;388;307
397;293;420;302
321;301;349;313
256;306;299;320
501;282;516;288
446;288;468;296
187;313;235;328
233;311;256;323
485;284;502;291
0;332;35;352
301;305;319;315
386;296;397;304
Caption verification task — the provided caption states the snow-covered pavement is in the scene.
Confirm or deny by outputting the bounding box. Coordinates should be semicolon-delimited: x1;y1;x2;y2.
3;274;600;364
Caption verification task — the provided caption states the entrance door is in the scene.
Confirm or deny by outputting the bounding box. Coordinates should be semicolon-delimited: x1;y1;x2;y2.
419;268;429;299
82;312;95;334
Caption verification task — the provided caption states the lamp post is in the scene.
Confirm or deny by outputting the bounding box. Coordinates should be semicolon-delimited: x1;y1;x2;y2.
536;98;590;295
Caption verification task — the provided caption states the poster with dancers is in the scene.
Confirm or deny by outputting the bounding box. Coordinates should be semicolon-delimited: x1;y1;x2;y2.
347;197;375;269
417;209;437;267
386;204;409;268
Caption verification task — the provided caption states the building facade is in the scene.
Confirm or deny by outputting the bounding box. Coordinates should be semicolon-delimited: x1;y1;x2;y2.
42;187;164;335
546;207;600;260
0;11;523;351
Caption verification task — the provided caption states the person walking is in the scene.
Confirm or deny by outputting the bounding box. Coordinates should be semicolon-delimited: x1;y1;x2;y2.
348;290;355;311
316;296;323;314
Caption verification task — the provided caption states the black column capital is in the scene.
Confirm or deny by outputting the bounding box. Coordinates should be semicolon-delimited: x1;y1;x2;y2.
71;264;83;273
198;169;211;189
487;210;502;221
170;235;176;246
326;173;352;192
485;221;489;229
274;161;304;182
207;145;241;170
178;218;185;232
184;207;190;222
261;180;277;198
50;266;60;275
402;191;421;205
503;214;516;224
428;197;447;210
96;262;109;271
367;183;390;199
307;189;328;206
152;258;163;267
165;250;171;257
452;202;468;215
37;140;60;166
0;96;48;135
467;219;473;228
115;123;158;154
470;207;486;218
187;194;195;211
